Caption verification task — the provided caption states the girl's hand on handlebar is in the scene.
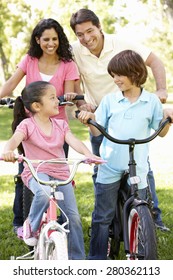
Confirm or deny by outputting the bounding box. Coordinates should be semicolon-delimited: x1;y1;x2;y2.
78;110;95;125
84;155;105;165
2;151;17;163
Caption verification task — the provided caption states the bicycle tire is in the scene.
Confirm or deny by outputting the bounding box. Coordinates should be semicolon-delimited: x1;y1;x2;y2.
128;205;157;260
34;235;46;260
46;231;68;260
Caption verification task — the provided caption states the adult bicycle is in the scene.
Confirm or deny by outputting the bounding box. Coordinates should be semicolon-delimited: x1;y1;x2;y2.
76;110;171;260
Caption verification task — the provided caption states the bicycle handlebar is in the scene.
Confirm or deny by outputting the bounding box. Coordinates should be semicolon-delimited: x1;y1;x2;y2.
58;95;84;106
0;97;15;108
75;110;171;145
0;155;106;187
0;95;84;108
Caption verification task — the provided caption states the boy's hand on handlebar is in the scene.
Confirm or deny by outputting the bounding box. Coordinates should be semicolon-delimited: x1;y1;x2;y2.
163;108;173;123
2;151;17;163
78;110;95;125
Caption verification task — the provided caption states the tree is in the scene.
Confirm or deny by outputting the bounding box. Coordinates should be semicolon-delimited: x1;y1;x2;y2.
0;0;43;84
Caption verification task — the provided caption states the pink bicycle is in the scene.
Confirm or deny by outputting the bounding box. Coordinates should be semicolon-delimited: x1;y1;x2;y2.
0;155;105;260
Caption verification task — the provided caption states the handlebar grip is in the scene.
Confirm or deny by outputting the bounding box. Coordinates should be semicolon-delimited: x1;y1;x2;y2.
0;99;6;105
75;110;93;125
75;110;80;118
58;95;84;103
0;98;15;106
73;95;84;101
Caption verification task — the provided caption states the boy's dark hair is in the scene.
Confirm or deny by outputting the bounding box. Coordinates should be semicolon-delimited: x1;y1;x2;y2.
70;8;100;32
107;50;148;86
28;18;72;61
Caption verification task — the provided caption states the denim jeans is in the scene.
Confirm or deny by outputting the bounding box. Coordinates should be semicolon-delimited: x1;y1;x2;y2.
28;173;85;260
90;133;163;224
147;165;162;224
13;143;69;227
88;180;147;260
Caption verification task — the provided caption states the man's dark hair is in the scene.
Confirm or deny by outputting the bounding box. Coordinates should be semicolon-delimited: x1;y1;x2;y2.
70;8;100;33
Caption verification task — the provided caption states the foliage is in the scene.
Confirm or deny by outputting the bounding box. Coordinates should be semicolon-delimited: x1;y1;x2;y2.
0;0;43;82
0;0;173;93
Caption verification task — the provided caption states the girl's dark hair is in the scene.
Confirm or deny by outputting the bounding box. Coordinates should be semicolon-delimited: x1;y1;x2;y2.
28;18;72;61
70;8;100;33
12;81;52;133
107;50;148;87
12;81;52;154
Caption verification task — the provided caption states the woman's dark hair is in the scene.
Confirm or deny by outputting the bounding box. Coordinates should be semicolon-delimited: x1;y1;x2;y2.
70;8;100;33
107;50;148;87
28;18;72;61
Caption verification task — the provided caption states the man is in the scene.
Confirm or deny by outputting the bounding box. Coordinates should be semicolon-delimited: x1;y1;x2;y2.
70;8;169;231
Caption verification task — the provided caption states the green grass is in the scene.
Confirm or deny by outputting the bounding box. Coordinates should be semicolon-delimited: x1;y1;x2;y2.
0;107;173;260
0;172;173;260
0;108;13;140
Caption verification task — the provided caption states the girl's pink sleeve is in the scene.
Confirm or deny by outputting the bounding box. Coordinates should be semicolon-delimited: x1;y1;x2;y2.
15;119;34;141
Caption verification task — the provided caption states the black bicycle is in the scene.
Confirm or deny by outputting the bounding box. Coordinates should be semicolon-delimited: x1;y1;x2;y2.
76;110;171;260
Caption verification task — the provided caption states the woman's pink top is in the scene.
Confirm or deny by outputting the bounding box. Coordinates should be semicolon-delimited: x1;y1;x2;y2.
18;54;79;122
16;116;71;187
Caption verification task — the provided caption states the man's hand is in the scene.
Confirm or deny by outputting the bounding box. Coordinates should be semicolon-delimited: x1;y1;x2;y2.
79;103;97;112
155;89;168;104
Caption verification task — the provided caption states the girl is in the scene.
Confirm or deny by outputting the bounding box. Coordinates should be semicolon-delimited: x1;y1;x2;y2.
78;50;173;259
2;81;100;260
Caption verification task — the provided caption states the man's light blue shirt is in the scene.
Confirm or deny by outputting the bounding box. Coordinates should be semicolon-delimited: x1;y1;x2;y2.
95;89;163;189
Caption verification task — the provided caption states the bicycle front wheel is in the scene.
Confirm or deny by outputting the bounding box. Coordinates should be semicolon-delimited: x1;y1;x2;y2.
46;231;68;260
128;205;157;260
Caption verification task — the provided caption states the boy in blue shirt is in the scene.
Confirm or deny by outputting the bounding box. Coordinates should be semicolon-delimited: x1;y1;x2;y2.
78;50;173;259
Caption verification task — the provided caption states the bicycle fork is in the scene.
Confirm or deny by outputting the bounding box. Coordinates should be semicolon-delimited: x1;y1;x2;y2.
123;141;148;259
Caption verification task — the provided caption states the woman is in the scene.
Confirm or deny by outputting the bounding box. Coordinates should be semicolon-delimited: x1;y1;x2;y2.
0;18;83;233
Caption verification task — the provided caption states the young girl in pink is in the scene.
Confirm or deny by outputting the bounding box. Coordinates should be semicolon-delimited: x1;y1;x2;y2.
2;80;100;260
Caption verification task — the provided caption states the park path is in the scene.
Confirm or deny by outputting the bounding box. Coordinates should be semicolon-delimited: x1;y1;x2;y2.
0;140;93;175
0;126;173;176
